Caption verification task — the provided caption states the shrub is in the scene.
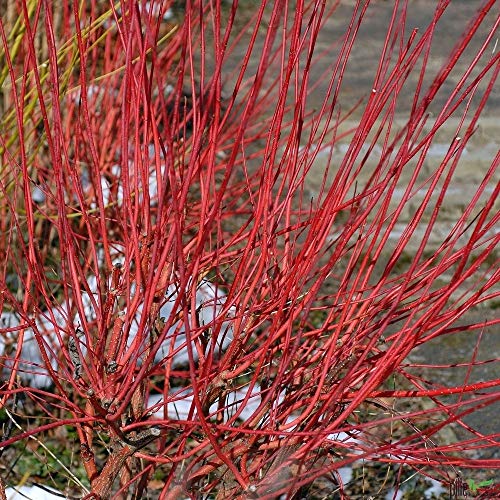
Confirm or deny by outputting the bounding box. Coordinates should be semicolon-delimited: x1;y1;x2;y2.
0;0;498;497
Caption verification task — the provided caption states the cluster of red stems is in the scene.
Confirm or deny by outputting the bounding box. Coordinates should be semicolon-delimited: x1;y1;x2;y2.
0;0;499;498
